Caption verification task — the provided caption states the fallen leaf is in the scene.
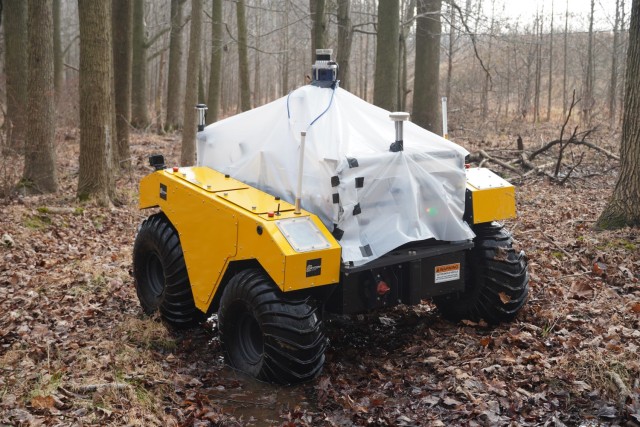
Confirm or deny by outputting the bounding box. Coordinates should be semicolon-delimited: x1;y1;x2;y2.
31;395;55;409
569;281;594;299
479;337;493;347
442;397;462;407
498;292;511;304
597;404;616;419
630;302;640;313
592;262;606;276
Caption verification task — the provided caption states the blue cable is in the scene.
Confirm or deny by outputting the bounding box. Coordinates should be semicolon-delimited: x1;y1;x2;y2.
286;86;337;131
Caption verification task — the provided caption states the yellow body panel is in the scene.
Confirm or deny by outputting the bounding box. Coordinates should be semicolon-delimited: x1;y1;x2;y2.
465;167;516;224
220;189;295;214
139;167;341;312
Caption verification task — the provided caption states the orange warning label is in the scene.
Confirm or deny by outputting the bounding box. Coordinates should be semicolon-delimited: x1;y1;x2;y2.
434;263;460;283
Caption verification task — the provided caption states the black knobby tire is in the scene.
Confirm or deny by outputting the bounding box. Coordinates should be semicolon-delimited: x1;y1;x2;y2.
218;269;327;384
434;222;529;324
133;213;201;328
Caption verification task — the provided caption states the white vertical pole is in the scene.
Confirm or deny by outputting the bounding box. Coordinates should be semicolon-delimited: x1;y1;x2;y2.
441;96;448;139
295;131;306;214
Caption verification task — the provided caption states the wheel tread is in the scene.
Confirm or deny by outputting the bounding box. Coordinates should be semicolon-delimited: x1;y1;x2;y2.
434;222;529;324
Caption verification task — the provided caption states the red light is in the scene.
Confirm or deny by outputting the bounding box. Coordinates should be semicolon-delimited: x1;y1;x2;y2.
172;167;179;172
376;280;390;295
267;211;275;218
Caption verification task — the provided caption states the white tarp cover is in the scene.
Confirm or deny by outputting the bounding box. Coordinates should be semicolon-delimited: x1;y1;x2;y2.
197;85;475;266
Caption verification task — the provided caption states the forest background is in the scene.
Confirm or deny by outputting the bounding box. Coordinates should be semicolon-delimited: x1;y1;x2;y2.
1;0;640;425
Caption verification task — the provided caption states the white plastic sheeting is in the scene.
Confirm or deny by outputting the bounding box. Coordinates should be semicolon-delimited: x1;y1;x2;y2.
197;85;475;266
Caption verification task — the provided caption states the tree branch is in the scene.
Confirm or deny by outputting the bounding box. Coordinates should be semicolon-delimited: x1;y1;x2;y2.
450;1;491;85
144;26;171;49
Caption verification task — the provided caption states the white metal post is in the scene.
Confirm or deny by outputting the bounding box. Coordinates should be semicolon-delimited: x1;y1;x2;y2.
295;132;306;214
441;97;448;139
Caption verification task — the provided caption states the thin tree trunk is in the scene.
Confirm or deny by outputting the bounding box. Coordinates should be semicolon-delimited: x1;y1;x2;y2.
412;0;441;134
165;0;186;131
373;0;400;111
481;0;495;120
198;68;205;104
597;0;640;228
619;0;626;125
24;0;57;193
446;1;455;100
207;0;223;123
112;0;132;168
77;0;115;205
609;0;622;127
546;0;554;121
533;10;543;123
310;0;327;61
280;0;289;96
583;0;595;124
236;0;250;112
131;0;149;128
4;0;28;151
156;51;166;134
399;0;415;111
181;0;202;165
337;0;353;91
253;14;260;106
53;0;64;101
562;0;568;116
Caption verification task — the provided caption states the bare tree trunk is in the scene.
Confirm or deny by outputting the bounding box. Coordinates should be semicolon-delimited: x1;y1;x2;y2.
398;0;415;111
505;45;511;118
583;0;595;124
373;0;399;111
131;0;149;128
310;0;327;60
23;0;57;194
53;0;64;101
155;51;166;134
4;0;28;152
619;0;627;126
236;0;250;112
198;68;205;104
446;1;455;100
481;0;495;120
112;0;132;168
207;0;223;123
597;0;640;228
562;0;568;117
363;25;370;101
78;0;115;205
609;0;622;127
412;0;441;134
181;0;202;165
533;10;543;123
546;0;554;121
280;0;290;96
165;0;186;131
337;0;353;91
253;13;261;106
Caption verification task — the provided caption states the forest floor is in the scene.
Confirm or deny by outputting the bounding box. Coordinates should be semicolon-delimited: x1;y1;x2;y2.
1;121;639;426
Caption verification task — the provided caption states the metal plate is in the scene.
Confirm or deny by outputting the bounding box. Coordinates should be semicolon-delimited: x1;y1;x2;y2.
466;167;512;190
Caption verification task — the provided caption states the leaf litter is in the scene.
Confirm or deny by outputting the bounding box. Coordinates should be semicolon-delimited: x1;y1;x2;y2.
0;128;638;426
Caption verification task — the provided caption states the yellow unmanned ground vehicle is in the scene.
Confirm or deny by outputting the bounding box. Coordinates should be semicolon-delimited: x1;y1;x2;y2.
133;52;528;384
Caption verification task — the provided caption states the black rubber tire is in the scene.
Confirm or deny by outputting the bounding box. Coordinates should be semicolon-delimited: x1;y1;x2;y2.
434;222;529;324
133;213;201;328
218;269;327;384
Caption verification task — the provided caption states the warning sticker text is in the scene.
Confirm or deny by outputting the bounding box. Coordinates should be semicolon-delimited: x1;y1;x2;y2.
434;263;461;283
